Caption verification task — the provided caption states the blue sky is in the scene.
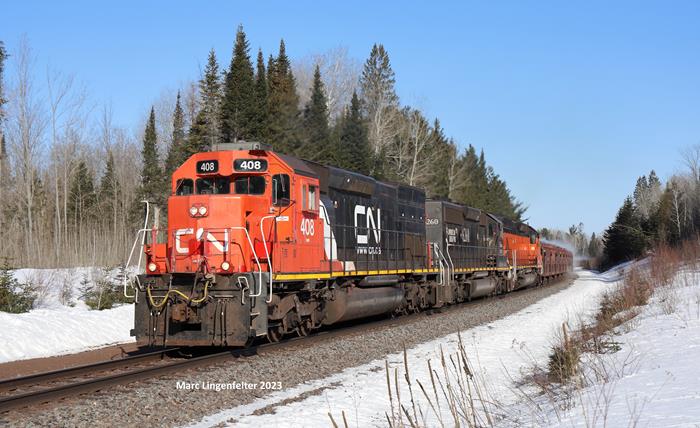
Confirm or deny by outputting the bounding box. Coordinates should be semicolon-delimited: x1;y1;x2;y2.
4;1;700;234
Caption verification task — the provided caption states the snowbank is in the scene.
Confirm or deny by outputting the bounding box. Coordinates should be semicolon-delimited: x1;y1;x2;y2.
0;304;134;364
0;267;136;364
189;268;616;427
530;266;700;427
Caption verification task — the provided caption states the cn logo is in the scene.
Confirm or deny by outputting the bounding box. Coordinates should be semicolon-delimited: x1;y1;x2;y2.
175;228;229;254
354;205;381;244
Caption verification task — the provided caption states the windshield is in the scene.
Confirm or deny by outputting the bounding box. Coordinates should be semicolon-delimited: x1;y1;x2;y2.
175;179;194;195
196;177;230;195
234;176;266;195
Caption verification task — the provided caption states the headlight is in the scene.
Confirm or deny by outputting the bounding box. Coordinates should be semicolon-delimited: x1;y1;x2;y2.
221;261;230;271
147;262;158;272
189;206;198;216
198;206;208;216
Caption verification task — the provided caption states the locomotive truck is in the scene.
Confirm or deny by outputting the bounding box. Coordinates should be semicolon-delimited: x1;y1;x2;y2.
126;142;572;347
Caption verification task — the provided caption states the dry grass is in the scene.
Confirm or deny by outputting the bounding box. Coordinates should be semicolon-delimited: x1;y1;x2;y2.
328;240;700;427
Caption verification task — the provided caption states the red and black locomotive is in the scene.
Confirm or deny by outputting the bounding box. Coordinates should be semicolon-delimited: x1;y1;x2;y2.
127;142;572;347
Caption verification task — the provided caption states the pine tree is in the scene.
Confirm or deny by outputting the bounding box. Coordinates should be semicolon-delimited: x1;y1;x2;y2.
99;150;119;232
335;91;371;174
301;65;331;161
251;48;269;141
359;43;399;161
603;197;647;266
164;91;185;178
451;145;525;220
587;232;601;258
654;186;677;245
187;49;221;153
267;40;301;153
220;25;256;143
68;161;97;228
425;119;451;198
140;107;162;205
359;44;398;117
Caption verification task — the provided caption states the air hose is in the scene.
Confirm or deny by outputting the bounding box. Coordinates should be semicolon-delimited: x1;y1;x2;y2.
147;280;210;309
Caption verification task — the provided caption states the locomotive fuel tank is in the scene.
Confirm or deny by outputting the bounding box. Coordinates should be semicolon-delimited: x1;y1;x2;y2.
469;277;497;298
322;285;404;324
516;272;538;289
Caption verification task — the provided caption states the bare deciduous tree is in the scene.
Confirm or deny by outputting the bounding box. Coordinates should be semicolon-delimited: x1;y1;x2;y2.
293;46;360;122
5;37;47;256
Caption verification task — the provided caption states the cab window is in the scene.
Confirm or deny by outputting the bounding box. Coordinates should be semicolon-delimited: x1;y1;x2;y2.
530;233;537;245
272;174;290;206
196;177;229;195
233;176;266;195
304;185;317;210
175;179;194;195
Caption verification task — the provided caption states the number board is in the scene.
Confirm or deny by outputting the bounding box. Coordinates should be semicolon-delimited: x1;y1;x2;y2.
234;159;268;172
196;160;219;174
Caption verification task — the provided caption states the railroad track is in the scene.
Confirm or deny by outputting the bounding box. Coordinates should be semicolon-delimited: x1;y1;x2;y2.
0;347;182;412
0;322;388;413
0;275;574;414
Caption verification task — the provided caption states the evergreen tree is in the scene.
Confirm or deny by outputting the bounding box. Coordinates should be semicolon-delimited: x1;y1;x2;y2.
451;145;525;220
587;232;601;258
425;119;451;198
654;186;677;245
359;43;399;163
68;161;97;227
187;49;221;153
251;48;269;141
301;65;331;161
603;197;647;266
99;150;117;200
359;43;398;118
220;25;256;143
99;150;119;231
335;91;371;174
267;40;301;153
140;107;162;205
164;91;186;179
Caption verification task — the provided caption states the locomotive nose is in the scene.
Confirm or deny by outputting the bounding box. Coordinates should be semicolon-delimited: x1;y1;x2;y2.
168;195;245;273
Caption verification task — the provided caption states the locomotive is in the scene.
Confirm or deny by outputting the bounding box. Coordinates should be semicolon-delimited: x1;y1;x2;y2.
127;142;572;347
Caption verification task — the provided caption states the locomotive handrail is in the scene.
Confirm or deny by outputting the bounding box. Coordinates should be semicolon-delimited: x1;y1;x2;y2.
444;241;455;285
432;243;446;286
260;215;276;303
228;226;263;299
123;200;151;302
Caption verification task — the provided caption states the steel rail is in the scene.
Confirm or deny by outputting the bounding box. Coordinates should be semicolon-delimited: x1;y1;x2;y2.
0;347;180;393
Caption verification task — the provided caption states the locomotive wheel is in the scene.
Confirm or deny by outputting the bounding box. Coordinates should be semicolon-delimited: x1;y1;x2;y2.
267;325;284;343
296;318;311;337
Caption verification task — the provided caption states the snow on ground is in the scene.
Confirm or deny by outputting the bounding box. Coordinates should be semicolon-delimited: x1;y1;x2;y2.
188;268;617;428
0;267;135;364
12;267;130;310
0;304;134;364
528;265;700;427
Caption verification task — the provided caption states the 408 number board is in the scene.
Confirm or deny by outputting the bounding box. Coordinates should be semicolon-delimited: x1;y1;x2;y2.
234;159;268;172
196;160;219;174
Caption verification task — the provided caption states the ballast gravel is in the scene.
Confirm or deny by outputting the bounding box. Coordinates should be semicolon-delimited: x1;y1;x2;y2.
1;278;574;428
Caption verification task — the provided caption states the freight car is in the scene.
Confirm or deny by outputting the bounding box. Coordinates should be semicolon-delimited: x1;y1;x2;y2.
126;142;573;347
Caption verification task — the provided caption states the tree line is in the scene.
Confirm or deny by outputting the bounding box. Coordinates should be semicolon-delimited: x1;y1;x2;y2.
0;28;525;268
602;152;700;268
539;223;602;261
